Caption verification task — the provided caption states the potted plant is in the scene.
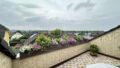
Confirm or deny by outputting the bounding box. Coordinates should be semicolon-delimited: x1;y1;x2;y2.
89;44;99;56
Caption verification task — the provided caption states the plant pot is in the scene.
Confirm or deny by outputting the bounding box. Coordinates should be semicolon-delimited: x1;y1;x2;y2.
90;52;98;56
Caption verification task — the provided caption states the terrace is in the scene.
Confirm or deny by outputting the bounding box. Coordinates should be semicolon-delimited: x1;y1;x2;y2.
0;24;120;68
7;26;120;68
56;52;120;68
0;0;120;68
0;25;119;68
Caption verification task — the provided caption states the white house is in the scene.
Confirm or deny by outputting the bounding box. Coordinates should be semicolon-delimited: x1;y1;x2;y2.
11;31;23;40
83;33;93;40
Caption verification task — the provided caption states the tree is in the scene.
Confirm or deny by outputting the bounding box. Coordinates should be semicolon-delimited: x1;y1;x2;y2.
50;29;63;38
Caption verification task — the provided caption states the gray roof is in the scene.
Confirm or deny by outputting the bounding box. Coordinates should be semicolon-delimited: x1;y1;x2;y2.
24;33;39;45
0;24;9;30
0;24;9;38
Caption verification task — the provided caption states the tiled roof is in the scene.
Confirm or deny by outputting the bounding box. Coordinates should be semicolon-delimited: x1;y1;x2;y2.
0;24;9;30
24;33;39;45
0;24;9;38
56;52;120;68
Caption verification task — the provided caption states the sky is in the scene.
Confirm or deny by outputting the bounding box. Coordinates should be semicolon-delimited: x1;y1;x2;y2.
0;0;120;31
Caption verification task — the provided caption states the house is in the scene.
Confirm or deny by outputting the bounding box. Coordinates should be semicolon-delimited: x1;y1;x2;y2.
0;24;10;46
83;33;94;40
11;31;23;41
24;33;39;45
0;24;15;58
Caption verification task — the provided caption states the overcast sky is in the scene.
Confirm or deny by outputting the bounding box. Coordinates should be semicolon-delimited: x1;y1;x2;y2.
0;0;120;31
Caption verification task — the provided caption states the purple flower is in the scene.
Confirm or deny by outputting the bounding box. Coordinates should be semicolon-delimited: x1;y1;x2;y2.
59;38;68;46
32;43;41;51
67;38;77;45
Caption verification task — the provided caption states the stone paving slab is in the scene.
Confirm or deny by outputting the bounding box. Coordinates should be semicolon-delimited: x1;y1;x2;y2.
57;52;120;68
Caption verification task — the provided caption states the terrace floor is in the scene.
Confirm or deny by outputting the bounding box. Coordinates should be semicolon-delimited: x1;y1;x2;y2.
56;52;120;68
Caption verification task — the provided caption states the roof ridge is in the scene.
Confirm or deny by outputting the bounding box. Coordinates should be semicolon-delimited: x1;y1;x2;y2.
0;24;9;30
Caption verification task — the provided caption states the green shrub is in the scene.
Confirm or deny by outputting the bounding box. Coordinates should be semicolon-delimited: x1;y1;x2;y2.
50;29;63;38
75;35;83;42
35;34;51;49
55;38;61;43
63;34;69;40
90;44;99;56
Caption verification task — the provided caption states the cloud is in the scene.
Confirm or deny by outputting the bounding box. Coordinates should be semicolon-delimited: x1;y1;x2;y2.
0;0;24;24
25;16;42;22
67;3;73;10
0;0;41;24
20;4;40;8
74;0;95;11
0;0;120;31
